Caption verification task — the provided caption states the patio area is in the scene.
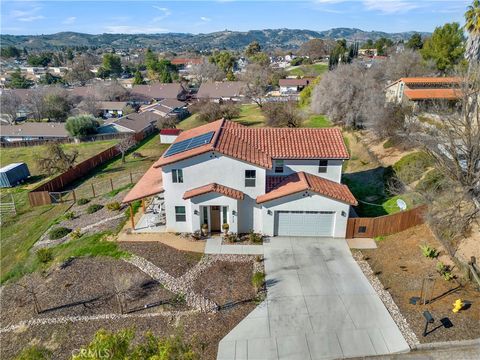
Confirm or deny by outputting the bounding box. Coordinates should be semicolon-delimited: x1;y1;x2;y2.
133;195;166;233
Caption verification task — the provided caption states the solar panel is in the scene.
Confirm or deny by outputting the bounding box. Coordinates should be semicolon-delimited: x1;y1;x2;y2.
164;131;215;157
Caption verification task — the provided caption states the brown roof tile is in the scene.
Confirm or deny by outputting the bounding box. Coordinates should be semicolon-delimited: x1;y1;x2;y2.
183;183;244;200
256;172;357;205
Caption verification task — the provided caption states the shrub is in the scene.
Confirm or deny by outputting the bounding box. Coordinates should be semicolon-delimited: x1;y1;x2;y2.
383;138;395;149
65;114;99;137
64;211;75;220
223;233;239;244
248;231;263;244
106;201;121;211
86;204;103;214
191;231;203;240
420;244;439;259
77;198;90;206
416;169;446;193
70;229;82;240
393;152;434;184
222;223;230;231
252;271;265;291
49;227;72;240
436;261;454;281
15;345;52;360
36;248;54;263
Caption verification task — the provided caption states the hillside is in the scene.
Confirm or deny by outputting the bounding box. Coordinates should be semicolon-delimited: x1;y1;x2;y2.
0;28;429;51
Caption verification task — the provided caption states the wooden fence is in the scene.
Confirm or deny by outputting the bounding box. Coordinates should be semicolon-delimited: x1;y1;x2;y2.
27;131;147;207
346;205;427;239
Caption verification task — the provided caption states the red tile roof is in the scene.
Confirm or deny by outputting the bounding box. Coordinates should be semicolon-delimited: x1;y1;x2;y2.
160;128;182;135
122;164;163;203
171;58;203;65
256;172;357;205
400;77;461;85
183;183;244;200
154;119;349;169
403;88;461;100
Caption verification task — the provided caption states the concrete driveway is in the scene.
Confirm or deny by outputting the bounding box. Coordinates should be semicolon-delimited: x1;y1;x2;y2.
217;237;409;360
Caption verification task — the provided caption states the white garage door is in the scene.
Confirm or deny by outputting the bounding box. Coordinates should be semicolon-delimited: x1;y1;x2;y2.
274;211;335;237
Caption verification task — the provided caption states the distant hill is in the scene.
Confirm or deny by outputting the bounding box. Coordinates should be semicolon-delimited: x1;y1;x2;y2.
0;28;429;51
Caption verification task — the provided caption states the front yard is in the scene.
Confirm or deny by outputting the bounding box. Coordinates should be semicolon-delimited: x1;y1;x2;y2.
359;224;480;343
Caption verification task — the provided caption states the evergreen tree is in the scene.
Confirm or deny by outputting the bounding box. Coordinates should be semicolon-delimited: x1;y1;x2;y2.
7;69;33;88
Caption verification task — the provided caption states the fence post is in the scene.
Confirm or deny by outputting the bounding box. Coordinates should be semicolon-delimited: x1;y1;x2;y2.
91;183;96;198
110;178;114;192
129;172;133;184
72;190;76;203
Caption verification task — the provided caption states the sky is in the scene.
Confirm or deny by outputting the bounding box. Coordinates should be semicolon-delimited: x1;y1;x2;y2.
0;0;470;35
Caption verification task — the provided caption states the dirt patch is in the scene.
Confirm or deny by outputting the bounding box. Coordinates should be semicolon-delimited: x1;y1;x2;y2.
361;131;416;167
0;304;254;360
0;257;180;329
117;231;206;253
361;224;480;343
193;261;256;306
119;241;203;279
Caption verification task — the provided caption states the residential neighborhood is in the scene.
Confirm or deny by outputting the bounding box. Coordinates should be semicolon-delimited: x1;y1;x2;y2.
0;1;479;360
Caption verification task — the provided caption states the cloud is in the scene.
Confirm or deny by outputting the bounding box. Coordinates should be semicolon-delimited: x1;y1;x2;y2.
10;6;45;22
200;16;211;22
362;0;420;14
62;16;76;25
152;6;171;22
103;25;168;34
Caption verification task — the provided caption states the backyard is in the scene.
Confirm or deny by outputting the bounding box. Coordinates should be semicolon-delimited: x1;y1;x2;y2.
287;62;329;77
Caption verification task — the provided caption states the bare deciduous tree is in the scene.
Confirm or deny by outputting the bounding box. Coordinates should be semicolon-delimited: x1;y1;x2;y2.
383;49;435;80
240;63;270;108
262;101;304;128
191;100;240;122
25;87;47;121
76;95;101;116
190;61;225;82
116;136;137;163
0;90;22;124
36;142;78;175
157;116;177;129
94;80;129;101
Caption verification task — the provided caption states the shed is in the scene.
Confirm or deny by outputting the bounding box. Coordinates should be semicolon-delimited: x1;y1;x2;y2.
160;128;182;144
0;162;30;188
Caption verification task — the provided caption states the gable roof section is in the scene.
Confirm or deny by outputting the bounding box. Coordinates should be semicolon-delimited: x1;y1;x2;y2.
130;83;184;100
256;172;357;205
113;112;161;133
0;122;68;138
400;77;461;85
154;120;349;168
196;81;246;99
183;183;244;200
279;78;314;87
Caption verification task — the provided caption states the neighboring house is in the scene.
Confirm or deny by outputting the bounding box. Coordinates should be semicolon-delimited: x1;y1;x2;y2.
160;128;182;144
279;78;315;94
129;83;187;103
171;58;203;71
123;119;357;238
96;101;128;118
0;122;69;142
196;81;246;102
98;111;162;138
140;99;188;119
386;77;461;107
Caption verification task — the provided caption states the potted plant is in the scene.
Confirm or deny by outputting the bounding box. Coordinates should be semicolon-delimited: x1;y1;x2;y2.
222;223;230;235
201;223;208;236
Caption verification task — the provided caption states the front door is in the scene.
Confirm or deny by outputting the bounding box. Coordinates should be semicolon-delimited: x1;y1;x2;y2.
210;206;221;232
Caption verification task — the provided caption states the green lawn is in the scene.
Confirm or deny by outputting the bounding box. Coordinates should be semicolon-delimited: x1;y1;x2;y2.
287;63;328;77
302;114;332;128
0;140;117;178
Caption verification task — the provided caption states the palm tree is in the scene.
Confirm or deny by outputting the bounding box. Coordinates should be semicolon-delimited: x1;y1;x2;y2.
465;0;480;61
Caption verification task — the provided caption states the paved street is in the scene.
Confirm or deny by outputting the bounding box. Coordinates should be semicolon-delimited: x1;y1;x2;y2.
217;237;409;360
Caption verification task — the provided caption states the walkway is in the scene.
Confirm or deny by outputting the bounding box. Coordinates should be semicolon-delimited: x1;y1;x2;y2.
205;237;264;255
217;237;409;360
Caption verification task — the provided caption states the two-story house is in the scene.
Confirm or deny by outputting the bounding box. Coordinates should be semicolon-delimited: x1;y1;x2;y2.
123;119;357;238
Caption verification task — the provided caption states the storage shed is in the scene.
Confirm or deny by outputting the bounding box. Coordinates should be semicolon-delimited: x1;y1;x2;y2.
0;163;30;188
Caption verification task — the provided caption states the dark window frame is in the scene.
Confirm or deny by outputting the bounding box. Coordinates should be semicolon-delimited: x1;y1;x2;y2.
318;160;328;173
274;159;284;173
172;169;183;183
175;206;186;222
245;170;256;187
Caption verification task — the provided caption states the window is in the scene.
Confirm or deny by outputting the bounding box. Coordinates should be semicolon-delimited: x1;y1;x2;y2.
274;159;284;173
175;206;186;222
245;170;256;187
202;206;208;225
318;160;328;173
172;169;183;183
222;206;228;224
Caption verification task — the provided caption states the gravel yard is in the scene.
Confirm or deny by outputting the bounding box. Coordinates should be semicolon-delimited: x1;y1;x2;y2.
361;224;480;343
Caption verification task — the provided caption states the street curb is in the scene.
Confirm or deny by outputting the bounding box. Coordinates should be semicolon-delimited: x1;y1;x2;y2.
412;337;480;350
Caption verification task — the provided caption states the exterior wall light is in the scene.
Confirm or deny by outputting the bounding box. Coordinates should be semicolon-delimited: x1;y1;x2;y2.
267;210;272;215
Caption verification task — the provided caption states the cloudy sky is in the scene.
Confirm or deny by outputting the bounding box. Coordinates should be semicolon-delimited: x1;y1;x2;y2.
0;0;470;35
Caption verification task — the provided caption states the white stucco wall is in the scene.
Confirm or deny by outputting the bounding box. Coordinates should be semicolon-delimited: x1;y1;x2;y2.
160;134;178;144
162;152;266;233
189;193;239;233
260;191;350;238
266;159;343;182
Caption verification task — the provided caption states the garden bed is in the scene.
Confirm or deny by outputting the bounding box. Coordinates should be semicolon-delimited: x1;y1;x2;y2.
360;224;480;343
118;241;203;278
221;232;265;246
